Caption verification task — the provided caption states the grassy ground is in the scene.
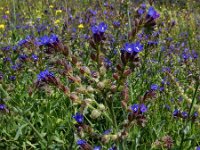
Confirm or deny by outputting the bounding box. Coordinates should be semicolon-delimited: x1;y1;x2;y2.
0;0;200;149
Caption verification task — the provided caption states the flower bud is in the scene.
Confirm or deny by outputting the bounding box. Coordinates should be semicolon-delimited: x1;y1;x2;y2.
110;134;118;141
90;109;101;119
87;86;95;93
100;66;106;76
97;81;105;90
80;66;91;75
98;104;106;111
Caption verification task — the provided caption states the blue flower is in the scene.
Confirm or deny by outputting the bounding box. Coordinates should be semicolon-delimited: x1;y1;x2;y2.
173;109;180;117
93;146;102;150
123;42;143;54
193;112;198;118
0;104;6;110
37;70;54;81
9;76;16;81
73;112;84;123
140;104;148;113
40;35;50;45
77;139;86;146
32;54;38;61
91;25;99;34
49;34;59;44
147;7;160;19
181;111;188;118
98;22;107;33
91;22;108;34
151;84;158;90
133;41;143;53
113;21;120;27
197;146;200;150
138;8;144;15
124;43;135;53
131;104;139;112
103;129;112;135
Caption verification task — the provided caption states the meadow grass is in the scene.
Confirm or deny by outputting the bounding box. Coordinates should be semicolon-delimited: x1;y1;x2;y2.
0;0;200;149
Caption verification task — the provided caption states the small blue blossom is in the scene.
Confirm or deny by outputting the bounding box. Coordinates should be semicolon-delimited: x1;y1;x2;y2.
197;146;200;150
40;35;50;45
133;41;143;53
131;104;139;112
32;54;38;61
147;7;160;19
93;146;102;150
91;22;108;34
151;84;158;90
138;8;144;15
37;70;54;81
113;21;120;27
181;111;188;118
91;25;99;34
140;104;148;113
77;139;86;146
173;109;180;117
103;129;112;135
73;112;84;123
124;43;135;53
0;104;6;110
9;76;16;81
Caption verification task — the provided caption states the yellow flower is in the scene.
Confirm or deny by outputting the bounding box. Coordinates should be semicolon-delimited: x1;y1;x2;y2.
56;10;62;15
0;24;5;29
54;19;60;24
49;5;54;8
78;24;84;29
5;10;10;14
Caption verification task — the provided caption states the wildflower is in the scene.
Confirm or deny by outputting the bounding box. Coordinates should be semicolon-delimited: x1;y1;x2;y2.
37;70;54;81
113;21;120;28
151;84;158;90
0;104;6;110
173;109;180;117
54;19;60;24
77;139;86;146
56;9;62;15
103;129;112;135
0;24;5;29
196;146;200;150
91;22;108;34
73;112;84;124
77;139;93;150
49;5;54;8
181;111;188;119
18;54;28;61
124;43;135;53
32;54;38;61
133;41;143;53
147;7;160;20
49;34;59;44
98;22;107;33
131;104;139;113
9;76;16;81
5;10;10;14
93;146;102;150
78;24;84;29
140;104;148;113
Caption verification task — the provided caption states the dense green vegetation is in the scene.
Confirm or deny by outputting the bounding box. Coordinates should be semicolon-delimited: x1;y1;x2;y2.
0;0;199;149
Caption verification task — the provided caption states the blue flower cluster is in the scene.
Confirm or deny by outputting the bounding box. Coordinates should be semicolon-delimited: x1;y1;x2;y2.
131;104;148;113
91;22;108;34
123;41;143;54
37;69;54;81
35;34;59;46
147;7;160;20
